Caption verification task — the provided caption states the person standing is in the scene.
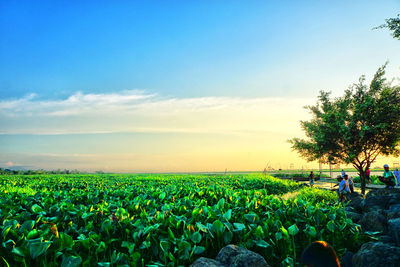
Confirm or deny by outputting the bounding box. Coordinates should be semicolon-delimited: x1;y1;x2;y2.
366;167;371;184
349;176;354;193
341;169;345;178
378;164;397;188
394;168;400;187
309;171;315;188
338;175;350;201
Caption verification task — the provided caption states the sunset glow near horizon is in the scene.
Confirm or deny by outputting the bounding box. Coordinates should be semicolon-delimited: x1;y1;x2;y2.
1;1;400;172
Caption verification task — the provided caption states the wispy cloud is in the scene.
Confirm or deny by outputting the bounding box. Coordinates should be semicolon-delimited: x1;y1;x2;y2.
0;90;313;135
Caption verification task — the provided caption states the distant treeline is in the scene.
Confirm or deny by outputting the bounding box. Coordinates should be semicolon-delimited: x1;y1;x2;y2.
0;168;87;175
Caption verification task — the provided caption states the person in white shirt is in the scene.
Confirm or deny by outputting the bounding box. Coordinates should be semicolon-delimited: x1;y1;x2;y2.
338;175;350;202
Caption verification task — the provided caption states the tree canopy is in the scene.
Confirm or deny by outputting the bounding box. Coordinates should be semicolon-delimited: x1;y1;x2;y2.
376;14;400;40
289;64;400;194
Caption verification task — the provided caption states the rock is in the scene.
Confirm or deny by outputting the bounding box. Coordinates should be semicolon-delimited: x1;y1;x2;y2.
388;204;400;213
346;211;363;223
216;245;247;265
348;195;363;213
359;210;387;233
388;209;400;220
361;188;400;212
340;251;354;267
366;188;400;198
378;235;394;244
388;218;400;246
352;242;400;267
190;257;224;267
231;252;271;267
361;195;391;212
216;244;270;267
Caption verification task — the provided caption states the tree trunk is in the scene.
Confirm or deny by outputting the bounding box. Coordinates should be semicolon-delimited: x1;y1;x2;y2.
355;165;366;196
360;171;366;196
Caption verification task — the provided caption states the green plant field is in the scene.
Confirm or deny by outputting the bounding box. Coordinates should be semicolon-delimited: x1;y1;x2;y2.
0;174;367;266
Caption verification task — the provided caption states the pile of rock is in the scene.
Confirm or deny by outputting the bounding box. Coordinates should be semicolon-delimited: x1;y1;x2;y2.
190;244;270;267
344;188;400;267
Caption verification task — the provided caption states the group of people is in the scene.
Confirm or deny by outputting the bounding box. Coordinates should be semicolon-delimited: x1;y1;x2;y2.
335;171;354;202
378;164;400;188
309;165;400;202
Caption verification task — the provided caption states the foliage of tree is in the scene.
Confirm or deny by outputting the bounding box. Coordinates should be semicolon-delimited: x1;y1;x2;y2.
376;14;400;40
289;64;400;194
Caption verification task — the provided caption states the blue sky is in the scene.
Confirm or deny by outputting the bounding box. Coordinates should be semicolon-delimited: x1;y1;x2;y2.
2;0;399;99
0;1;399;171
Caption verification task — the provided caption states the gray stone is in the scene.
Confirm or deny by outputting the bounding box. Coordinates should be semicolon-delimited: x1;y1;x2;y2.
388;204;400;213
346;211;363;223
361;188;400;212
216;244;270;267
190;257;224;267
378;235;394;244
366;188;400;198
359;210;387;233
388;209;400;220
231;252;270;267
352;242;400;267
388;218;400;246
361;195;391;212
347;192;364;212
340;251;354;267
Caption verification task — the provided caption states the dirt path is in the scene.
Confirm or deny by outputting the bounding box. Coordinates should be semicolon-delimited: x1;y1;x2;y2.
304;178;388;194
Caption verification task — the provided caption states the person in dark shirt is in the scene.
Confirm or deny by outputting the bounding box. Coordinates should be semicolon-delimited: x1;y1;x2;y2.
301;241;340;267
309;171;315;188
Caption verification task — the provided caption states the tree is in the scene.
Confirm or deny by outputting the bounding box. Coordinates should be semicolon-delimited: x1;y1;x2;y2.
375;14;400;40
289;64;400;195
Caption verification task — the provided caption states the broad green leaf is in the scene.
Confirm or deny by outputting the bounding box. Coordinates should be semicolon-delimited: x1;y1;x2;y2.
244;213;259;223
223;230;233;243
19;220;35;233
223;209;232;221
160;240;170;252
27;229;39;239
212;220;224;235
304;225;317;237
255;240;270;248
216;198;225;210
254;226;265;238
61;255;82;267
59;233;74;249
12;247;28;257
190;232;202;244
2;226;12;239
327;220;335;232
29;240;52;259
159;192;166;200
193;246;206;255
31;204;43;214
288;224;299;236
280;226;289;239
168;228;175;240
233;223;246;231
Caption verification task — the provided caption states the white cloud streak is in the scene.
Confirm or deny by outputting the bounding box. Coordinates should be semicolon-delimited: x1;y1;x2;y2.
0;90;314;135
